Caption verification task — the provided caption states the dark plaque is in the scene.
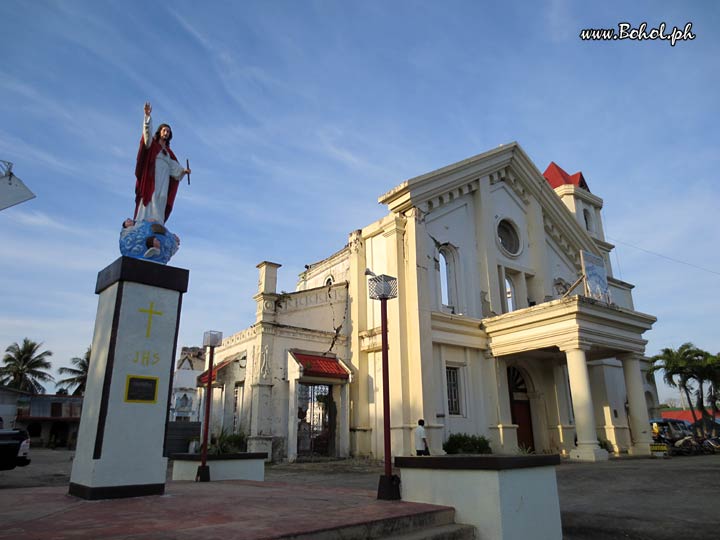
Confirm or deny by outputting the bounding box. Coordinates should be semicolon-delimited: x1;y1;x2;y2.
125;376;159;403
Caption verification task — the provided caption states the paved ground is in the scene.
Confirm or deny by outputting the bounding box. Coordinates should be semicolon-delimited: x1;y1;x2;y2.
1;449;719;539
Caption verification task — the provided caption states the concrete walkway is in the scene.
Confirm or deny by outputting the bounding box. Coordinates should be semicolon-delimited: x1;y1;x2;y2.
0;480;450;540
1;450;719;539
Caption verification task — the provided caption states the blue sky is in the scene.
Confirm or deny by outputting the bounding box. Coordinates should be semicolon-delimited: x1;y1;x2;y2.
1;1;718;403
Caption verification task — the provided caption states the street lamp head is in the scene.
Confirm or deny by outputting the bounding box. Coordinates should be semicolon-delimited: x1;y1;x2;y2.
368;274;398;300
203;331;223;348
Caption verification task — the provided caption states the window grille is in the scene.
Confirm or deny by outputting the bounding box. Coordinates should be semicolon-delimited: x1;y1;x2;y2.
446;367;461;415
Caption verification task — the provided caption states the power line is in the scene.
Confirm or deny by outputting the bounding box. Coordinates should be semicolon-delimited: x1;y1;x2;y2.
607;236;720;277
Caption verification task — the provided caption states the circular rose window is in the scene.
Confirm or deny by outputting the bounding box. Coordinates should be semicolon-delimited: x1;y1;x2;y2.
497;219;521;256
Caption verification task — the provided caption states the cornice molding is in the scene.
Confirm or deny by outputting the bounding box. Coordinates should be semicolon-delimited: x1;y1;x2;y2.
554;184;604;208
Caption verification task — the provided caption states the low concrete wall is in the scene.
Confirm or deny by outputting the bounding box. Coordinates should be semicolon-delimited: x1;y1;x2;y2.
171;453;267;481
396;455;562;540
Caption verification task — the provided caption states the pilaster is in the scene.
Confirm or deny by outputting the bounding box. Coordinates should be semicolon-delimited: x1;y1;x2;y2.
486;353;518;452
347;229;371;456
403;208;435;432
383;215;408;457
620;353;652;456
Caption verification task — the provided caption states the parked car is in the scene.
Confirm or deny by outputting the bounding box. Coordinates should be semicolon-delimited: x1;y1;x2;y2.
650;418;693;442
0;429;31;470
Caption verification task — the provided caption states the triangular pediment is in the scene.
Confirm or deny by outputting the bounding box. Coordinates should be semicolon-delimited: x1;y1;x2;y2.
378;142;602;268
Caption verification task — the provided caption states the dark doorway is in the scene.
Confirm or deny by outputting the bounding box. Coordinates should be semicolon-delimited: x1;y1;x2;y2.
297;383;336;457
50;422;69;447
508;366;535;451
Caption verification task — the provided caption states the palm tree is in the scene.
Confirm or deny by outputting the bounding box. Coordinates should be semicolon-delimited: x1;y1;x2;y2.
1;338;55;393
58;347;91;396
650;343;704;425
695;351;720;437
651;343;720;436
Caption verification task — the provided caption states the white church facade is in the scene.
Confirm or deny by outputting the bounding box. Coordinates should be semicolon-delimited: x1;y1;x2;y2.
202;142;659;462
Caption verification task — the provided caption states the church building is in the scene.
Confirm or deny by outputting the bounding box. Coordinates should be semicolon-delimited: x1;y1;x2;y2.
201;142;659;462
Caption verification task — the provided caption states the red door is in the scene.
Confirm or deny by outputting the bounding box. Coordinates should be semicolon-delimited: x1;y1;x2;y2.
508;367;535;451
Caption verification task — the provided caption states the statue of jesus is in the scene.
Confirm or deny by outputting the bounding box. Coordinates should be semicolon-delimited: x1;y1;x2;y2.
134;102;190;225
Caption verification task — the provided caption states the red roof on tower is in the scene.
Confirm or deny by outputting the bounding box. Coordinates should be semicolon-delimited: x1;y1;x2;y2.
543;162;590;192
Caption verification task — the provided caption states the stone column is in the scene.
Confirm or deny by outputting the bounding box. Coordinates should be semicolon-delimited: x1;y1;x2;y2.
286;374;298;462
248;262;281;460
563;346;608;461
336;382;350;458
620;353;652;456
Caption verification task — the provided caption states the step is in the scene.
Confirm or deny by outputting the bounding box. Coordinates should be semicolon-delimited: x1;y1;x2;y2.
280;507;461;540
383;522;477;540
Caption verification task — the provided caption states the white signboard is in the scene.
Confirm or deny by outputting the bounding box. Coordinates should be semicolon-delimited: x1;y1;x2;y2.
581;250;612;303
0;171;35;211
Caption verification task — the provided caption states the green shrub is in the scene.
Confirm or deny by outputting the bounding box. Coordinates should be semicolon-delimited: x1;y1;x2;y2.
208;430;247;454
597;438;614;453
443;433;492;454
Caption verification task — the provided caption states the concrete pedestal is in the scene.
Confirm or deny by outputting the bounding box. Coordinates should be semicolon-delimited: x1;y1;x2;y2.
171;453;267;481
69;257;188;499
396;455;562;540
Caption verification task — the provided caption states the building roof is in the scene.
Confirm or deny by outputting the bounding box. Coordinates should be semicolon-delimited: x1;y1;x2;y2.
660;410;720;423
197;356;239;385
543;162;590;192
290;352;349;380
177;346;204;371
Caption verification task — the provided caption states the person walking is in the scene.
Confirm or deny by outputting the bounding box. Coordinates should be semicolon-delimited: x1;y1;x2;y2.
415;419;430;456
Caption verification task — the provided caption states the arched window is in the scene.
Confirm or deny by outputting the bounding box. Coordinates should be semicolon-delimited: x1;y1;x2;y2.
505;276;515;312
583;209;593;233
439;251;450;307
325;276;334;287
437;245;460;313
178;393;190;410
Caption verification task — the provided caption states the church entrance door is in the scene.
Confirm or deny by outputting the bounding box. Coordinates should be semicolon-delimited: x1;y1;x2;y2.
297;383;336;457
508;366;535;451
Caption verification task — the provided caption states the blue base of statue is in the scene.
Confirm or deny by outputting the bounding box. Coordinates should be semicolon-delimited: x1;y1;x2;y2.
119;220;179;265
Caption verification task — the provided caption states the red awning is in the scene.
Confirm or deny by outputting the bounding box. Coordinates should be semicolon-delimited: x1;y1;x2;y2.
291;352;349;380
197;357;236;385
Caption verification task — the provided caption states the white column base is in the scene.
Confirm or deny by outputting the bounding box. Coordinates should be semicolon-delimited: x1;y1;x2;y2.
248;436;273;461
570;444;609;462
628;443;651;456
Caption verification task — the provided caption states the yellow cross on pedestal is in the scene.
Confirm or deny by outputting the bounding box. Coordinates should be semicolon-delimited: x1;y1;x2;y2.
138;301;163;338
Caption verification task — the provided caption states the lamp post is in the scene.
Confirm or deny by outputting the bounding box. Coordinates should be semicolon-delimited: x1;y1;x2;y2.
366;270;400;500
196;330;223;482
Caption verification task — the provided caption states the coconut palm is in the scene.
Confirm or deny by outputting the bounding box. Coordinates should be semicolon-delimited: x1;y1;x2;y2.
650;343;704;425
57;347;91;396
708;352;720;436
651;343;720;436
1;338;54;393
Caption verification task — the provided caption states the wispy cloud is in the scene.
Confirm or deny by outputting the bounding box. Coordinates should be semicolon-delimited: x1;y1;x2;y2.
10;209;82;234
0;129;82;177
544;0;578;42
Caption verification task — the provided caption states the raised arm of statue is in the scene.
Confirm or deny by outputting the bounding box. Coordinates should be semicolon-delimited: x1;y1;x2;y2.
143;102;153;148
